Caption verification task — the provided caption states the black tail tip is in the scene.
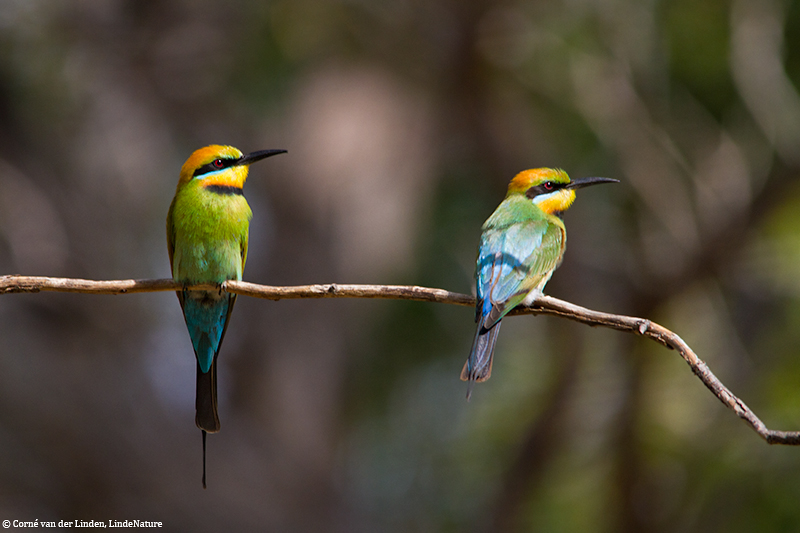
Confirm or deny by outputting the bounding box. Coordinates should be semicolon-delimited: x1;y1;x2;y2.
201;430;208;489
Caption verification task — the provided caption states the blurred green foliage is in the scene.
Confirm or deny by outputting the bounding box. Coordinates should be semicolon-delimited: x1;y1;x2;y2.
1;0;800;531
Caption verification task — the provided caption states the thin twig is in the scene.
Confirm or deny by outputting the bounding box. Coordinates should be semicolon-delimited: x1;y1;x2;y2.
1;274;798;445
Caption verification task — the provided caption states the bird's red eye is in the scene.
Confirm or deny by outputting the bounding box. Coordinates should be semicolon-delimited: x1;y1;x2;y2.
543;181;554;190
212;159;224;169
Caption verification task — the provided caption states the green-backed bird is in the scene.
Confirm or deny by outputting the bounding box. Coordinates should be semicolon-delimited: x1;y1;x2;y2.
462;168;617;398
167;144;286;486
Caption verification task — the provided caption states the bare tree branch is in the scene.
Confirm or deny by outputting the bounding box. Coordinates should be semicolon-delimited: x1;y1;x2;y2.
1;274;798;445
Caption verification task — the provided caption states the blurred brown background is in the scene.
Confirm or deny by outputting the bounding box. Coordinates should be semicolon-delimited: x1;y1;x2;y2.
2;0;800;531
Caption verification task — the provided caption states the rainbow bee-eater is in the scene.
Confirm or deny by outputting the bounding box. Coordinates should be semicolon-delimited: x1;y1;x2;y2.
167;144;285;486
461;168;617;398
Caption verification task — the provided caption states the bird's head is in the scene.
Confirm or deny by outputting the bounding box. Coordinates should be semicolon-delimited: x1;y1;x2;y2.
178;145;286;191
507;168;618;216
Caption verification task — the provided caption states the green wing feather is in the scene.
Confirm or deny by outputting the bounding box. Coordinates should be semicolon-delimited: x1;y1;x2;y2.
479;213;565;329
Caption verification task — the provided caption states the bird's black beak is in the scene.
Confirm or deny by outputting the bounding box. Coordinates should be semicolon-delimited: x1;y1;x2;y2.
236;149;287;166
565;176;619;189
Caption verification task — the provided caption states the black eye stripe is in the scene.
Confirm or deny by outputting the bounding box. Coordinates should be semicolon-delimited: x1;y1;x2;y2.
525;181;565;199
192;157;238;177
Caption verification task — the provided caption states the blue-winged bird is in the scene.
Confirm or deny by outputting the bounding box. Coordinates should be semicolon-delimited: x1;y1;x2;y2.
462;168;617;398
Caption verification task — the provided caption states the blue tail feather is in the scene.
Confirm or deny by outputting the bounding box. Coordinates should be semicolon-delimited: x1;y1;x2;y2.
461;318;502;399
181;291;232;374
